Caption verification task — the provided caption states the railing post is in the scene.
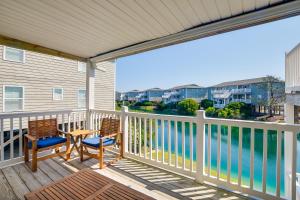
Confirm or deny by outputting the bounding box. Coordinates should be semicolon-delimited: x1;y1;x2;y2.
196;110;205;183
284;103;298;200
122;106;129;154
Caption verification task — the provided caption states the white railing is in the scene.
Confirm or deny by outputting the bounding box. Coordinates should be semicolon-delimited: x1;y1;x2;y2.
231;99;251;104
231;88;252;93
0;107;298;200
0;109;86;168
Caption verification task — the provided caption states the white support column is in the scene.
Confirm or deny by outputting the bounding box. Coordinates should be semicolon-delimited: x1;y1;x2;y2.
122;106;129;153
86;60;95;129
284;103;295;199
196;110;206;183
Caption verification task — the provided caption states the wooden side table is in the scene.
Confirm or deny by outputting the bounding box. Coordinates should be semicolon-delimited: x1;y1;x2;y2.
69;129;98;156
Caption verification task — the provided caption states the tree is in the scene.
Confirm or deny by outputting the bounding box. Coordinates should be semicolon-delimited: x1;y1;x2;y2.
200;99;214;109
177;99;199;116
256;76;285;116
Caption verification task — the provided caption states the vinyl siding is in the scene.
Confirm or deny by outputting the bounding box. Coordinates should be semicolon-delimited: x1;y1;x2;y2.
94;61;116;110
0;45;115;113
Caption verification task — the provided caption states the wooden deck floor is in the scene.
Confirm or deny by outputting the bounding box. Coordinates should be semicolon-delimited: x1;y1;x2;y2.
0;152;248;200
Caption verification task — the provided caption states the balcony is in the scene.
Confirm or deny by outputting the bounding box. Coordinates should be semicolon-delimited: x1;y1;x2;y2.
231;99;252;104
0;108;299;200
231;88;252;94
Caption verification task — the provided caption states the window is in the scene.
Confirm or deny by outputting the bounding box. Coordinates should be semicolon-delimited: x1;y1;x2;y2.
3;46;25;63
53;88;63;100
4;86;24;112
78;89;86;108
78;61;87;73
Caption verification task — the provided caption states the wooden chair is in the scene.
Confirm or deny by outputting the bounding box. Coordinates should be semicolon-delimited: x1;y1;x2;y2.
24;118;71;172
80;118;123;169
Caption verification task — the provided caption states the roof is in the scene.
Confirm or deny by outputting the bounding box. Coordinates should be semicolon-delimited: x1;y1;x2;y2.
146;88;163;91
211;77;282;87
171;84;203;90
0;1;298;62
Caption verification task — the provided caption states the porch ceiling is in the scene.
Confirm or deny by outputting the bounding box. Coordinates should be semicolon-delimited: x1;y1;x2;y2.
0;0;300;62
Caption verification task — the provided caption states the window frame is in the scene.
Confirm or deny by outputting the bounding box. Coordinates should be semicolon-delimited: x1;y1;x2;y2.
77;89;86;108
3;46;26;63
3;85;25;112
52;88;64;101
77;61;87;73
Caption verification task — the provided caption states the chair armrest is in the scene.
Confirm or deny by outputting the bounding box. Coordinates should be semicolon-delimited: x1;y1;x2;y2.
57;129;70;136
100;132;122;140
24;134;37;141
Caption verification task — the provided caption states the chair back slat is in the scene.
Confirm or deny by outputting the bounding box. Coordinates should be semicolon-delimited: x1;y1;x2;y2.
28;119;58;139
100;118;120;137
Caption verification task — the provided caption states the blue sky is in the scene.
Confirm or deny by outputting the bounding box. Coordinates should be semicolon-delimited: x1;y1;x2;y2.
116;16;300;92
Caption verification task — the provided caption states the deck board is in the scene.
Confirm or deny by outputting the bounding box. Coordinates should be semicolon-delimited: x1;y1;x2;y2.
0;153;247;200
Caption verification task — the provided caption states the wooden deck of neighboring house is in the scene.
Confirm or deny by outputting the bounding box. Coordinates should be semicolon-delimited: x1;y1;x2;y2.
0;152;247;200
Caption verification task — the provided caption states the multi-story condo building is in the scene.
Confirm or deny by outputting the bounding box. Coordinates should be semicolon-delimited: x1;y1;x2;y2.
211;77;285;108
0;45;115;113
123;90;140;102
162;84;208;104
137;88;164;102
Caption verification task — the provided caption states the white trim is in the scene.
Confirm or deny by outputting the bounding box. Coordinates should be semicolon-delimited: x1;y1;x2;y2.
3;85;25;112
3;46;26;63
90;1;300;62
52;88;64;101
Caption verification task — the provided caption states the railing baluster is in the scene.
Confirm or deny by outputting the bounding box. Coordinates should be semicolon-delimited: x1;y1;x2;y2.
250;128;254;189
175;120;178;168
227;126;231;183
207;123;211;176
68;114;71;132
19;117;22;157
238;127;242;186
168;120;171;165
62;114;65;132
144;118;147;158
155;119;159;161
0;118;4;161
276;129;282;197
10;118;13;159
189;122;193;172
217;124;221;179
129;116;132;154
182;121;186;170
139;117;142;157
262;128;268;193
161;119;165;163
149;118;153;160
134;117;137;155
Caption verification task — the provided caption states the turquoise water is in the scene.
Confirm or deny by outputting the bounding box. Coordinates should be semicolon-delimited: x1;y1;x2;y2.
142;120;300;195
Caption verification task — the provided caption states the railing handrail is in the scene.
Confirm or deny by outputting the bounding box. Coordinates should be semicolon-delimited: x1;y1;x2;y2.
0;109;87;119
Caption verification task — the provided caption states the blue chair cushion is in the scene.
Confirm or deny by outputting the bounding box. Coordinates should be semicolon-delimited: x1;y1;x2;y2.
28;136;67;149
82;137;116;148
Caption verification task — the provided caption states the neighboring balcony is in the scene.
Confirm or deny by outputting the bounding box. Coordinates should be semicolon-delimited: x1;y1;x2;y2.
231;88;252;94
231;98;252;104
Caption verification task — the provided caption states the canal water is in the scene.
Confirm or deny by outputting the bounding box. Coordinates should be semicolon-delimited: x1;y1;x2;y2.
153;120;300;195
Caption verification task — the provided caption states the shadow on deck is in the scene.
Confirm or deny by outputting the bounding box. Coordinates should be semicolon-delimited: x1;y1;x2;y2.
0;152;248;200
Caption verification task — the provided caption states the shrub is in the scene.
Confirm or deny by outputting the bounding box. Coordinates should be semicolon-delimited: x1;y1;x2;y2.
217;108;234;118
200;99;214;109
155;102;166;111
177;99;199;116
205;107;217;117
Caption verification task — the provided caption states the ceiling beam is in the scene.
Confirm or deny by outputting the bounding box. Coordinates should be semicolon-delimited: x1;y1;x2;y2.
0;35;86;62
90;0;300;63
